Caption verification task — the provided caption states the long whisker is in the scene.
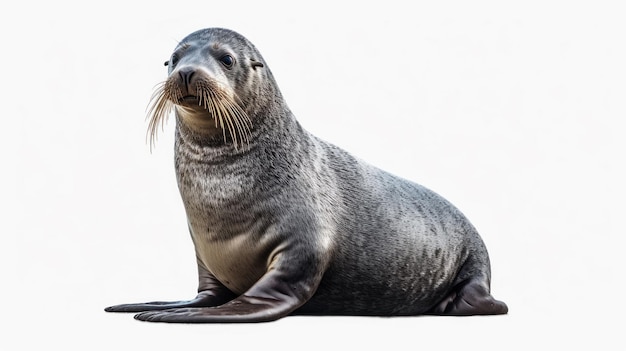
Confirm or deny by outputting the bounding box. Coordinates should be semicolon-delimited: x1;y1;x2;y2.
226;101;244;147
228;95;253;146
210;91;228;144
216;88;252;150
224;99;249;148
220;99;239;149
146;82;177;152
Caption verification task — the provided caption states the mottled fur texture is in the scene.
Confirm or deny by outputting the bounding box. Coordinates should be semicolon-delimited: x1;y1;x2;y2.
105;28;507;322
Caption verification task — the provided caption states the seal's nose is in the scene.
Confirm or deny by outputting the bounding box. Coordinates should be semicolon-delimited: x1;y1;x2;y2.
178;67;195;92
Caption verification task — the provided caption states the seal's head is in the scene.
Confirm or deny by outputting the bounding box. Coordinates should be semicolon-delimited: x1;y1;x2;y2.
147;28;277;150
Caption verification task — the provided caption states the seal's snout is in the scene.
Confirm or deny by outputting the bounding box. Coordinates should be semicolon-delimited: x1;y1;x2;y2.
147;60;252;150
177;67;196;96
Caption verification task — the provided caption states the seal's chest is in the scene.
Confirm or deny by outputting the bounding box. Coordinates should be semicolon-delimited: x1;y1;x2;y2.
192;226;269;295
177;161;267;294
177;163;254;211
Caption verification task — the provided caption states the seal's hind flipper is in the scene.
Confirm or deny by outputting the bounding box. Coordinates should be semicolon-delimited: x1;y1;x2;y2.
427;279;508;316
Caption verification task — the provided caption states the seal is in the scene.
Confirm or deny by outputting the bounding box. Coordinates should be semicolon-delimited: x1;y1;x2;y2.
105;27;508;323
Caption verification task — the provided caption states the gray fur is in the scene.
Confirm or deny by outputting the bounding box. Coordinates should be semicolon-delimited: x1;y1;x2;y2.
105;28;507;322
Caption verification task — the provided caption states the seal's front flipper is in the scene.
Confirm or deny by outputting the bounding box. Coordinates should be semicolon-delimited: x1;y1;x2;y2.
105;298;198;313
104;291;232;313
133;296;293;323
134;254;323;323
105;260;236;313
427;279;508;316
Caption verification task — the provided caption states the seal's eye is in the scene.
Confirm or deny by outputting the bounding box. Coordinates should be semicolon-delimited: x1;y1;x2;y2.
219;55;234;68
170;54;180;67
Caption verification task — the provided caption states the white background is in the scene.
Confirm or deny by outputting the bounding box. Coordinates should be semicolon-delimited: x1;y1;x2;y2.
2;1;624;349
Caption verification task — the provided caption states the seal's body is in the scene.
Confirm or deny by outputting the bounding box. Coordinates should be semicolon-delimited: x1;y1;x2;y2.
105;27;508;322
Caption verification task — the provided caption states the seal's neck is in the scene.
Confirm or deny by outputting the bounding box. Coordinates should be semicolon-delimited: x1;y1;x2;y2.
174;97;301;160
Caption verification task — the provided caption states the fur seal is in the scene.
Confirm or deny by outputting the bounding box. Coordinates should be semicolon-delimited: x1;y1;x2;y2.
105;27;508;323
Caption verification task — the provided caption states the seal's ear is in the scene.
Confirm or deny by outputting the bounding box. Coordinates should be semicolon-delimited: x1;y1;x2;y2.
250;58;264;70
164;61;170;67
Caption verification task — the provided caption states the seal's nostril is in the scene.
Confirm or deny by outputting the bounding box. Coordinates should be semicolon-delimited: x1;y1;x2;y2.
178;67;195;89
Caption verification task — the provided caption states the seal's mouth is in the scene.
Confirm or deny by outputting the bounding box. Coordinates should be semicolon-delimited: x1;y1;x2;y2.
180;95;201;105
177;95;208;111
